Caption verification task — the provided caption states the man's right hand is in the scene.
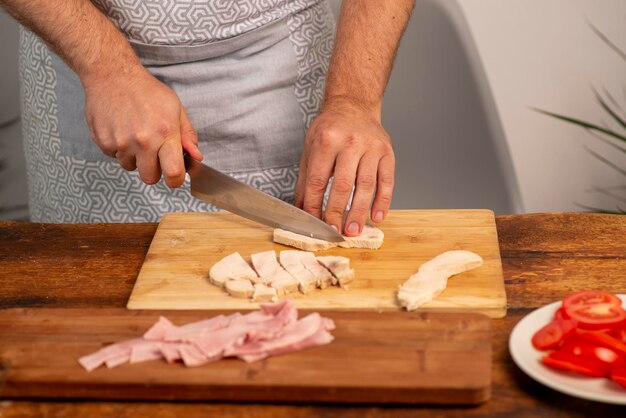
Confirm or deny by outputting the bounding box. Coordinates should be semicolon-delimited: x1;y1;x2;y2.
82;67;203;188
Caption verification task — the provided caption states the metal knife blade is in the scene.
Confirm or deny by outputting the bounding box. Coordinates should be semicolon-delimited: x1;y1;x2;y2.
184;155;345;242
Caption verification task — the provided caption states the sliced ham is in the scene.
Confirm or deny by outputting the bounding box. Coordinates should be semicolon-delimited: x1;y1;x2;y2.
279;250;318;294
316;255;355;288
209;252;259;287
397;250;483;311
79;301;335;372
273;225;384;251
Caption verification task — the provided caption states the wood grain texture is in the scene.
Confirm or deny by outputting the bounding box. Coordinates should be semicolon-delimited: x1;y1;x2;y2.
127;210;507;317
0;308;491;404
0;213;625;417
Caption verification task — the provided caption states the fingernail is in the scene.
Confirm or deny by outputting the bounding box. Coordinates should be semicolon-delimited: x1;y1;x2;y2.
347;222;359;235
374;211;384;223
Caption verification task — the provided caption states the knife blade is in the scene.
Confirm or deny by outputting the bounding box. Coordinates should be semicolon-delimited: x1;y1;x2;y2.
184;155;345;242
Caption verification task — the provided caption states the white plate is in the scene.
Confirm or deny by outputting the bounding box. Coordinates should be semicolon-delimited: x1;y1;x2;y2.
509;294;626;405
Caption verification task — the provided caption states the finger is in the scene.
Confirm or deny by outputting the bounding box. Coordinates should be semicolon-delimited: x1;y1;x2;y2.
116;151;137;172
180;107;203;161
371;153;395;223
344;153;379;235
302;147;336;220
324;152;360;233
294;152;308;208
158;137;186;188
136;150;162;185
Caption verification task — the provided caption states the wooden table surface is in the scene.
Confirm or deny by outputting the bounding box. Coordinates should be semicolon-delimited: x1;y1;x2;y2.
0;213;625;417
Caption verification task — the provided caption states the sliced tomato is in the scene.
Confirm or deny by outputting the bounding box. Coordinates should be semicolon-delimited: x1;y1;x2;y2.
531;319;578;350
542;350;610;377
554;307;571;321
610;366;626;389
564;304;626;330
563;291;622;310
576;330;626;358
561;335;622;367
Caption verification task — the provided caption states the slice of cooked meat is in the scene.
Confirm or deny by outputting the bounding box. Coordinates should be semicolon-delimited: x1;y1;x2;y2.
297;251;334;289
250;250;299;296
209;252;259;287
251;283;278;302
316;255;355;287
397;250;483;311
273;229;337;251
225;279;255;299
338;225;384;249
274;225;384;251
279;250;318;294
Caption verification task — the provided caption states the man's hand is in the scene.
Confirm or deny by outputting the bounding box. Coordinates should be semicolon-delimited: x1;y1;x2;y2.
295;97;394;236
0;0;203;187
83;68;203;188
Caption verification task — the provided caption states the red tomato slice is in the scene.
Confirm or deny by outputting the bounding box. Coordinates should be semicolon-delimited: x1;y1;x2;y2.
560;335;622;366
576;330;626;358
531;319;577;350
610;366;626;389
565;304;626;330
554;307;570;321
542;350;610;377
563;291;622;310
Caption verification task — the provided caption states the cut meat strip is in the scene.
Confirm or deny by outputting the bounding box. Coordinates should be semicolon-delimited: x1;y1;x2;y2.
279;250;317;294
397;250;483;311
250;251;299;295
78;338;144;372
338;225;384;249
225;279;255;299
273;229;337;252
297;251;333;289
209;252;258;287
143;316;176;341
163;314;235;342
251;283;278;302
316;256;355;288
79;301;335;371
274;225;384;251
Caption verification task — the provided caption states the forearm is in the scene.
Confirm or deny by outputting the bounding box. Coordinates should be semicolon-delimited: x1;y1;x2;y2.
0;0;142;84
323;0;415;118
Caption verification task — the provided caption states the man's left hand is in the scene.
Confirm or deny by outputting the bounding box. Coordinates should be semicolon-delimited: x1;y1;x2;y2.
294;97;395;237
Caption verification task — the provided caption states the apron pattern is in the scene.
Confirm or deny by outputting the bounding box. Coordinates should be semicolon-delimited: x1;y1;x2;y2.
93;0;321;46
18;2;334;223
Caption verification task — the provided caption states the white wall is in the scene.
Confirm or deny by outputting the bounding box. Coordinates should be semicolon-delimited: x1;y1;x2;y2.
459;0;626;212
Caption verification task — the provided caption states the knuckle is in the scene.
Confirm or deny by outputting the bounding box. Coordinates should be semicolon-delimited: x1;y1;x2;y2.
316;129;336;149
116;138;129;153
331;177;354;194
356;174;376;190
378;172;395;186
165;166;185;181
376;194;392;206
324;207;345;220
157;123;173;140
306;175;329;192
348;205;369;218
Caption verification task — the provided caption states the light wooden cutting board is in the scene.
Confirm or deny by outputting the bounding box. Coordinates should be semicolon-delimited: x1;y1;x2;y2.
127;209;507;317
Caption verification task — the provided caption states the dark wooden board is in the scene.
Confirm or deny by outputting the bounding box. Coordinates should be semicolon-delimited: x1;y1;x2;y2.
0;308;492;405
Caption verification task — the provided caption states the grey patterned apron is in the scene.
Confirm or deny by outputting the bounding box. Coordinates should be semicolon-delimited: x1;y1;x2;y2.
19;0;335;223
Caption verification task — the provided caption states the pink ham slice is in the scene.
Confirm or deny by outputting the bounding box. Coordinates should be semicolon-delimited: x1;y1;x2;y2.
79;301;334;372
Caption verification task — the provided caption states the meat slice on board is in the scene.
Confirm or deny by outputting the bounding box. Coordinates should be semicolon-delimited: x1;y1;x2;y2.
250;250;299;295
209;252;259;287
316;255;355;288
279;250;318;294
397;250;483;311
274;225;384;252
297;251;334;289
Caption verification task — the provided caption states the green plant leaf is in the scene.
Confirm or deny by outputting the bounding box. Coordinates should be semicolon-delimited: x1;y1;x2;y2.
533;108;626;144
583;145;626;177
587;19;626;64
592;87;626;131
588;130;626;155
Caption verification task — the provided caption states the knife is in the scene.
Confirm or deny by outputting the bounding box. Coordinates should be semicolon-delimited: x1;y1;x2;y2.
184;154;345;242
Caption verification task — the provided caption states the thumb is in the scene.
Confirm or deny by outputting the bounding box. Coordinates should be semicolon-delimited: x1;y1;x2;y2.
180;107;203;161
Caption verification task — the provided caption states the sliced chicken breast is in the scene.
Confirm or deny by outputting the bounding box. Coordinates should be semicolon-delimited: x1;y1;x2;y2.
297;251;334;289
397;250;483;311
279;250;318;294
316;255;355;287
274;225;384;251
